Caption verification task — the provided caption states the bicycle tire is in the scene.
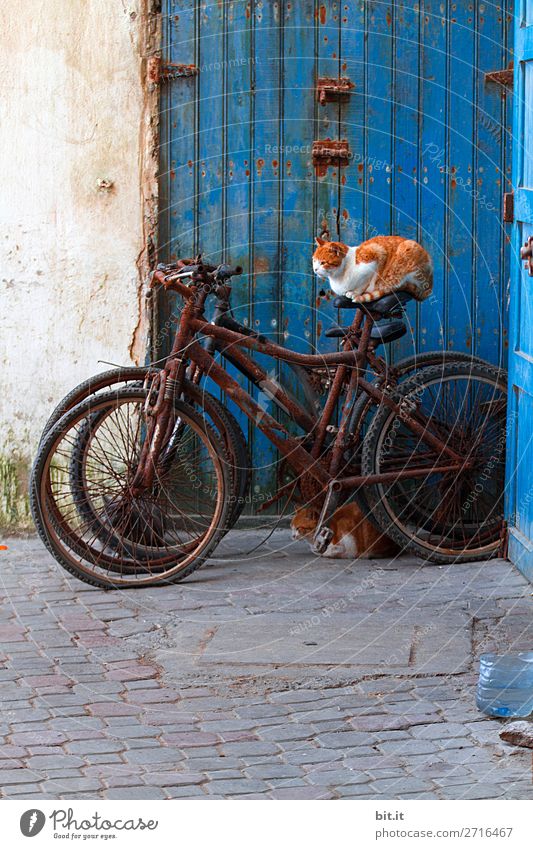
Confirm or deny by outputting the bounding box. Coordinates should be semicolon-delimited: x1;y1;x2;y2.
360;361;507;563
31;388;233;587
345;351;494;518
36;368;250;531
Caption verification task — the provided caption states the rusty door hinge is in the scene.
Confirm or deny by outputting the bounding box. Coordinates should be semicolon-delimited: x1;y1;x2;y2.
503;191;514;223
521;235;533;276
485;62;514;89
148;56;199;84
312;140;351;176
316;76;355;105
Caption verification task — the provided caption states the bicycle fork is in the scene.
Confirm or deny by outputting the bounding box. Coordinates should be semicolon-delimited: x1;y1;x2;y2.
131;357;187;495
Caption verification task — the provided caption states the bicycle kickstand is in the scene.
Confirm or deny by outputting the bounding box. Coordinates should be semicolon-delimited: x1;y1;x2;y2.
312;482;341;555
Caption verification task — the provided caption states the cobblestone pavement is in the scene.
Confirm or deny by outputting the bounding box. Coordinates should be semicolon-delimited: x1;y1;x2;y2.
1;532;532;800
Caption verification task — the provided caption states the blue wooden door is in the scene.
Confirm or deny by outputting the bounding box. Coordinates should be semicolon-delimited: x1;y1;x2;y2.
159;2;513;503
506;2;533;580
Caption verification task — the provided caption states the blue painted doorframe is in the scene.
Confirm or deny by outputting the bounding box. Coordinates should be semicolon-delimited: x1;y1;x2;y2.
506;2;533;581
158;1;513;501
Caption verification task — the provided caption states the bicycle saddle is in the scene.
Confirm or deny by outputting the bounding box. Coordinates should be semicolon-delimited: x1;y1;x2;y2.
325;317;407;344
333;290;413;316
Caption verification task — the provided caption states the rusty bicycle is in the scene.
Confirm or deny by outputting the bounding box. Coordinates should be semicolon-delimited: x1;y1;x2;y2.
31;258;507;587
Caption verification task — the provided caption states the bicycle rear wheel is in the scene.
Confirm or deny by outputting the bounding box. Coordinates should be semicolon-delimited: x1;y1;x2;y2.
360;362;507;563
345;351;499;518
31;388;231;587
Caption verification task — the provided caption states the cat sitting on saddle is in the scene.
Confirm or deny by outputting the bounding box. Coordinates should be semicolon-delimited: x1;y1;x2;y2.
312;235;433;303
291;503;399;560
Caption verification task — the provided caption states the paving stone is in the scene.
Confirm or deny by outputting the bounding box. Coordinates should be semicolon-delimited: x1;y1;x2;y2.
65;740;125;755
186;757;243;771
42;778;103;793
411;722;466;739
26;755;86;770
268;786;331;800
123;748;182;765
180;746;221;759
143;771;204;786
440;783;505;800
350;714;443;733
220;742;282;757
307;769;370;787
2;536;532;802
283;748;344;766
316;731;378;748
88;702;140;717
379;739;439;755
1;783;42;797
207;779;269;795
259;724;316;742
164;785;206;798
245;764;303;780
0;745;28;758
104;786;167;800
370;777;429;794
163;731;219;747
0;769;42;785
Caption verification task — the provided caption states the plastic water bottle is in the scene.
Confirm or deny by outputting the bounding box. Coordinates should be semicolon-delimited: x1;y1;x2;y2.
477;652;533;717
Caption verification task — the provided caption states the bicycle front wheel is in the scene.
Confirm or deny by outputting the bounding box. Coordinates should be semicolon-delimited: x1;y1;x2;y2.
360;362;507;563
31;388;231;587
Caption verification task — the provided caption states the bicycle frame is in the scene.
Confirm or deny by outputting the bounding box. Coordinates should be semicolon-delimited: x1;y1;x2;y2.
138;267;467;549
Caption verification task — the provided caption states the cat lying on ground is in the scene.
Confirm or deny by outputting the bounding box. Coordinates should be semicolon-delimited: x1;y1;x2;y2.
291;503;399;559
312;235;432;303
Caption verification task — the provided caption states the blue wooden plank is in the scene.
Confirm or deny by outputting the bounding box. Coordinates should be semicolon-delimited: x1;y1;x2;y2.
249;0;283;500
195;1;226;404
515;188;533;221
473;0;510;367
390;1;420;363
501;3;514;366
159;0;197;354
445;4;476;355
315;0;341;356
505;4;533;579
281;0;316;356
276;0;318;435
418;0;448;357
365;1;394;239
516;20;533;59
197;0;225;265
339;2;366;248
222;0;254;447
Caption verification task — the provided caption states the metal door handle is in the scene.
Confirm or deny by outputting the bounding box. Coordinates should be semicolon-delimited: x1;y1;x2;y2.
521;236;533;276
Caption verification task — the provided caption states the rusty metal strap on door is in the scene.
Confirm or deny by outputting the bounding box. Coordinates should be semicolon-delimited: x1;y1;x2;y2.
148;56;199;84
316;76;355;105
312;140;351;176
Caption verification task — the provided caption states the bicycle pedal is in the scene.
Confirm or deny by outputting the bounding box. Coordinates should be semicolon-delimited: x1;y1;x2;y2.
313;526;334;554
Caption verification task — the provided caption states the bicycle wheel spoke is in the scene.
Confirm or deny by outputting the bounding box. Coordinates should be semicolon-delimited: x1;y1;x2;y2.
35;388;228;586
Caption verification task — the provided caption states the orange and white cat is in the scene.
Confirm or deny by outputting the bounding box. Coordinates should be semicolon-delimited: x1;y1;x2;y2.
291;503;398;559
312;235;432;303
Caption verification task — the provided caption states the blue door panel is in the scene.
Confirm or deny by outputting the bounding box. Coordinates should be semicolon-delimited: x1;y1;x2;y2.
160;1;512;500
506;2;533;580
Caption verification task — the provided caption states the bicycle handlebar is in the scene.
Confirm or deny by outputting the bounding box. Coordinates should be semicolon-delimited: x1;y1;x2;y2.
152;261;242;298
213;263;243;281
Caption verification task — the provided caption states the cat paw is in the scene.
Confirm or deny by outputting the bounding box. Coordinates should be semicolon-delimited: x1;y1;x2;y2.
323;543;346;558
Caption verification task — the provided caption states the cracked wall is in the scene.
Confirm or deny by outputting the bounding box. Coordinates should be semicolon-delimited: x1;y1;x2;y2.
0;0;158;529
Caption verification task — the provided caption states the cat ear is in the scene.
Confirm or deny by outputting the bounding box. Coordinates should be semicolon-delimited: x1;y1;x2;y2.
315;236;326;246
